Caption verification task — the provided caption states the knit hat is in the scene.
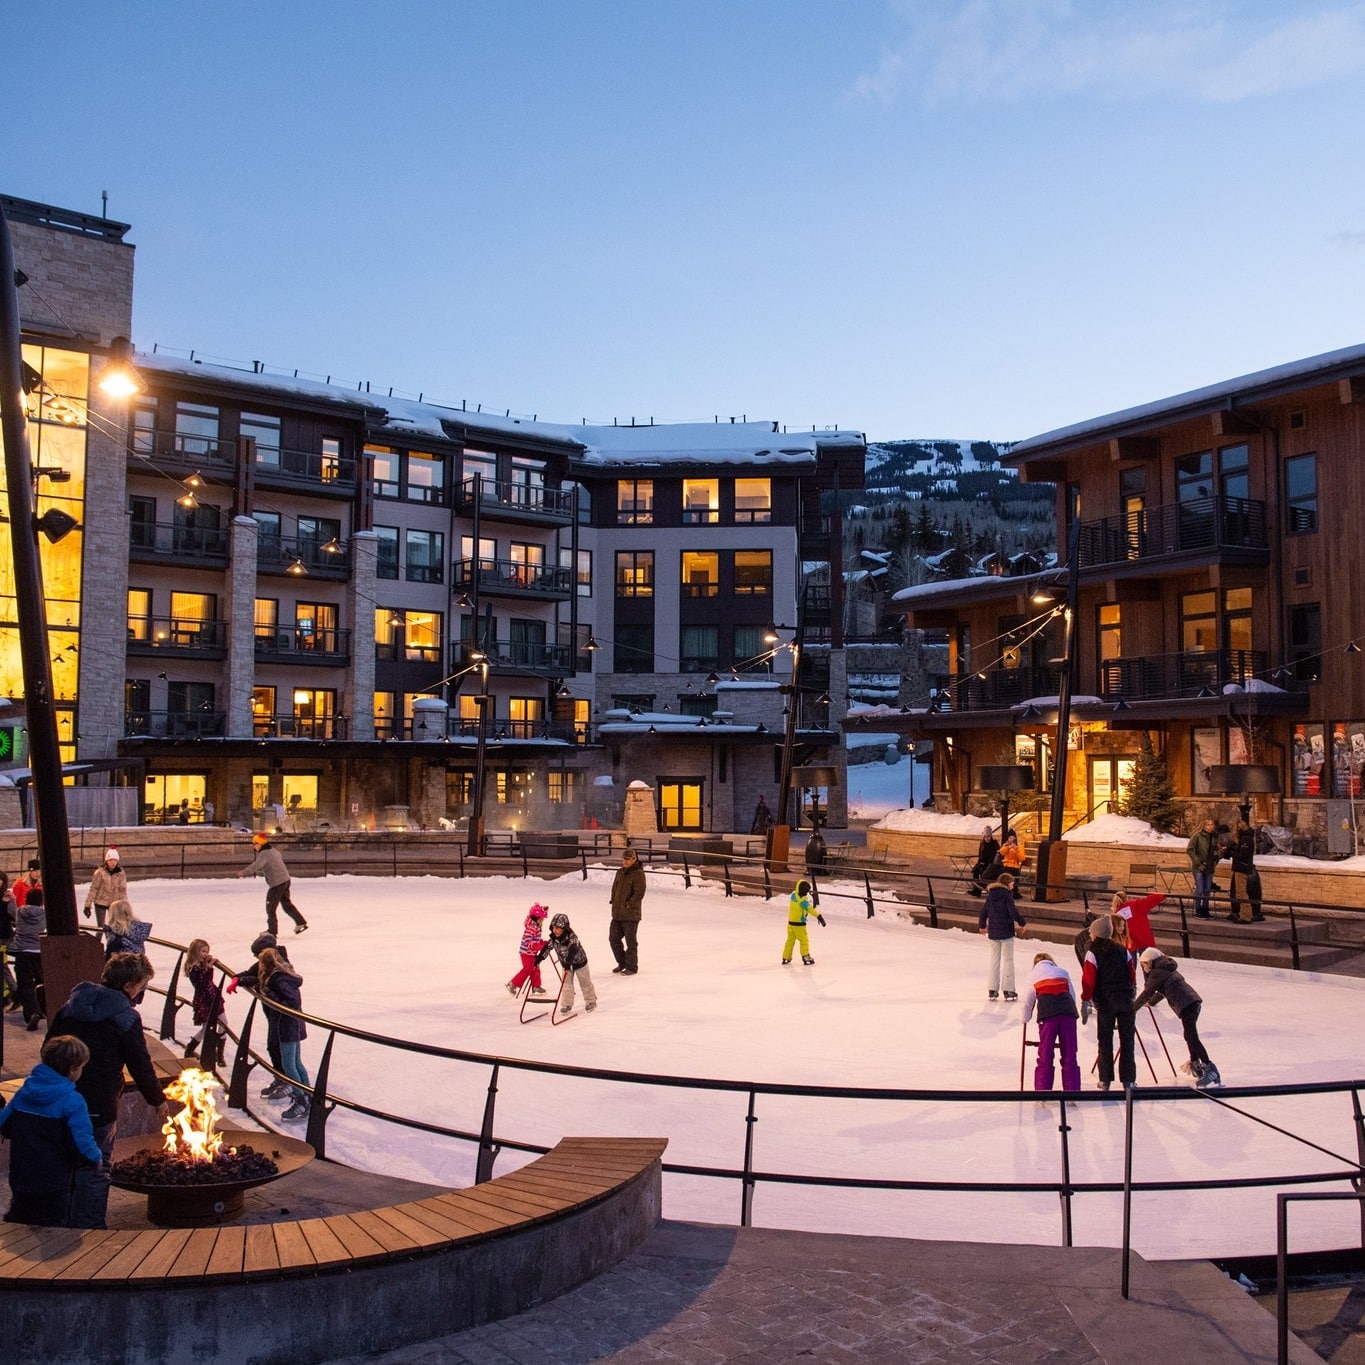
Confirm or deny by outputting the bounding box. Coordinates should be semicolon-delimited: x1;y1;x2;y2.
250;932;278;956
252;833;268;847
1090;915;1113;940
1139;947;1163;966
529;904;547;919
105;847;120;863
26;859;39;871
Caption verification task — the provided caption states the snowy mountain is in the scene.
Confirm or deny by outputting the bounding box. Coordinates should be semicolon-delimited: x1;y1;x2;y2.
861;438;1034;504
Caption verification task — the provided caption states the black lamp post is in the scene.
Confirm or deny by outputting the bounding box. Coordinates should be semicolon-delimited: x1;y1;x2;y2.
0;204;78;937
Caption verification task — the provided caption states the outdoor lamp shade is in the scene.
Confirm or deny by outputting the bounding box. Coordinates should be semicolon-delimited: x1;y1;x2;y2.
1206;764;1281;796
791;764;839;789
978;765;1035;792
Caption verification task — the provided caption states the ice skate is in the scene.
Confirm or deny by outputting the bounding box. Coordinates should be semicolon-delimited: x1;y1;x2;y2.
988;990;999;1000
1195;1062;1222;1089
585;1001;596;1012
281;1097;310;1121
560;1003;573;1016
802;955;814;965
1003;991;1017;1002
505;982;519;996
782;958;791;965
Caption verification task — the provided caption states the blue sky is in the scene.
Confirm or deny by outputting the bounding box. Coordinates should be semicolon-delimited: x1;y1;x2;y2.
6;1;1365;442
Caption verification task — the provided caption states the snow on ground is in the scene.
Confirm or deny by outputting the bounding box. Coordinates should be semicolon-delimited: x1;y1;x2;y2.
119;859;1365;1264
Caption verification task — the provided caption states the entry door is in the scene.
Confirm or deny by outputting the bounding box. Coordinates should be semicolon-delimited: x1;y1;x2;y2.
659;781;704;830
1088;757;1135;815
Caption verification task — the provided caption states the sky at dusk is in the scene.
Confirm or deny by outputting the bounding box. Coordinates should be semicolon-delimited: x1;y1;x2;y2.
6;1;1365;442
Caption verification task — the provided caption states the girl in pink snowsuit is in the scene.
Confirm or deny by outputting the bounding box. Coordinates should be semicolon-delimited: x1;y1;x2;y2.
506;904;549;996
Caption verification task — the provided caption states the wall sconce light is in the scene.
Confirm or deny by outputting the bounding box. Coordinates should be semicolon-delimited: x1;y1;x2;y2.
98;336;142;399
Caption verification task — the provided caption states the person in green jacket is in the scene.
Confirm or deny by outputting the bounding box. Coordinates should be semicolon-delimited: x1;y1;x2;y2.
782;879;825;966
1185;817;1222;919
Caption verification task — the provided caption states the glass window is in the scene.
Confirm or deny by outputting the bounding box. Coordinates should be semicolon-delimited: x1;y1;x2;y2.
734;624;770;671
242;412;282;466
734;550;772;595
127;589;151;642
659;781;703;831
1096;603;1120;666
1289;603;1322;683
374;692;398;738
367;444;400;498
680;625;719;673
375;608;402;661
174;403;219;459
132;398;156;456
681;551;719;598
560;547;592;596
616;551;654;598
1180;591;1217;653
462;449;497;486
125;679;150;732
510;457;544;506
1223;587;1253;660
1219;443;1249;500
509;542;544;588
1286;453;1317;534
320;437;343;482
617;479;653;525
407;451;444;505
404;611;442;662
1175;452;1213;502
291;688;337;738
129;495;156;549
734;478;771;524
295;602;339;651
615;625;654;674
374;525;399;579
405;529;445;583
682;478;718;525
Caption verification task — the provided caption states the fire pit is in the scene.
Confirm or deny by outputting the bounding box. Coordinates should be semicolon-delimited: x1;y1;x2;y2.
110;1068;314;1225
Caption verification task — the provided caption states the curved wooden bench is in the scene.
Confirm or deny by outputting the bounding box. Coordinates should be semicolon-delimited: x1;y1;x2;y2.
0;1135;667;1363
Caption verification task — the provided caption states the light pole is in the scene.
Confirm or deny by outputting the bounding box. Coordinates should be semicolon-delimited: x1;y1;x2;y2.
1033;487;1082;902
764;618;805;874
466;603;494;857
0;204;78;936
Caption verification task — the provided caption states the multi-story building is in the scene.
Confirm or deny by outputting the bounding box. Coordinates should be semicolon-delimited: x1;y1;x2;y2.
4;194;864;835
860;345;1365;846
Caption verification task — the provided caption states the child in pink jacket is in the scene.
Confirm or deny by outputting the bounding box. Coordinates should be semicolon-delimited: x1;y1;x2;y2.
506;904;549;996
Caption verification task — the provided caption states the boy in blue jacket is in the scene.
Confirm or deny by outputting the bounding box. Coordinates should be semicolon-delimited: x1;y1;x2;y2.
0;1035;103;1226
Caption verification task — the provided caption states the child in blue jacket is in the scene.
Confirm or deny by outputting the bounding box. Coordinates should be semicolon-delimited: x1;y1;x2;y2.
0;1035;103;1226
783;879;826;966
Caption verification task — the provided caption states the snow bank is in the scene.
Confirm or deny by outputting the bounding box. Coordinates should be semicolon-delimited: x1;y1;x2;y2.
1062;813;1185;847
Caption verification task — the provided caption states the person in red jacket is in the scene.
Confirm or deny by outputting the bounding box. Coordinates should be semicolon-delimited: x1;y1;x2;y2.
1110;891;1165;953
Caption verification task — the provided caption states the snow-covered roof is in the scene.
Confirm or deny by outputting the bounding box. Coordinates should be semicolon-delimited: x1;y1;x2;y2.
1010;340;1365;458
135;354;864;465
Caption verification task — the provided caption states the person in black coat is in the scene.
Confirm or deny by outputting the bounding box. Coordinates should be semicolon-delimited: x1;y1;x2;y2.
46;953;169;1227
968;827;1000;896
536;913;597;1014
1227;824;1264;923
977;873;1026;1001
257;947;311;1122
1080;916;1136;1091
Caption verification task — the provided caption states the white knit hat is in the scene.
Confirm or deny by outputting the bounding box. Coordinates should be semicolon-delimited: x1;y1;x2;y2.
105;847;119;863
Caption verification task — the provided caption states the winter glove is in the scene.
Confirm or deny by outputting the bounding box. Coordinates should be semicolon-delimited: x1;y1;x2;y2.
226;977;239;994
1081;1001;1092;1025
82;905;92;920
816;915;827;927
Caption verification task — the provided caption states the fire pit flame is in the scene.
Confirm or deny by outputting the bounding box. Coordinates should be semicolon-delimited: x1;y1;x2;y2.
162;1067;225;1163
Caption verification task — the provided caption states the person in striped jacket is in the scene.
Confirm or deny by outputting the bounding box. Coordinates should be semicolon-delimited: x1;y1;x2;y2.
1020;953;1081;1092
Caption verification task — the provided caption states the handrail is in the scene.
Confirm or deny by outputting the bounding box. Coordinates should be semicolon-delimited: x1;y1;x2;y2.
137;924;1365;1286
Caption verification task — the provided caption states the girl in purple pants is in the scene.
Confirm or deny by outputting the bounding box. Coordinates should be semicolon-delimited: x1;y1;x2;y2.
1021;953;1081;1092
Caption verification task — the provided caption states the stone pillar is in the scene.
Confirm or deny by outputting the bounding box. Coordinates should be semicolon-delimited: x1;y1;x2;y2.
623;780;658;837
227;517;259;736
347;530;377;740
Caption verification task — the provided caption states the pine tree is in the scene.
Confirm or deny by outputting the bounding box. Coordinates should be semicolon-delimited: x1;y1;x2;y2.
1114;734;1184;832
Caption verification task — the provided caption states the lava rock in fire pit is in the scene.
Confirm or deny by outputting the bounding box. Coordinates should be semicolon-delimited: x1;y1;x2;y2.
111;1145;279;1187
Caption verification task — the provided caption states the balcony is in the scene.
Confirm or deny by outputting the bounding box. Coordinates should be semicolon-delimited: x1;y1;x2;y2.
1099;649;1269;701
1076;496;1269;572
124;709;226;739
258;536;351;580
251;713;348;739
129;521;229;567
129;432;237;477
454;477;574;526
127;616;228;658
937;664;1065;712
450;640;574;678
253;447;358;497
255;625;352;666
451;558;572;601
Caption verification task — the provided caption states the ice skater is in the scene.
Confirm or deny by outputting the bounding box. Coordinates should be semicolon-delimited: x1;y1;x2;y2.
183;939;225;1059
1133;947;1220;1087
1020;953;1081;1092
1110;890;1165;953
536;913;596;1014
239;834;309;936
507;904;549;996
978;871;1026;1001
1080;915;1137;1092
782;879;825;965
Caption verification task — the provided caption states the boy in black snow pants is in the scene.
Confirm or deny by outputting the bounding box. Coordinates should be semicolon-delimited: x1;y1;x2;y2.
1080;915;1136;1091
1134;947;1220;1087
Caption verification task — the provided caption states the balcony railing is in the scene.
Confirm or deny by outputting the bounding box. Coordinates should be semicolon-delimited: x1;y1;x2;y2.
129;521;229;564
130;432;236;473
251;713;348;739
450;640;574;676
455;477;575;523
124;709;226;738
127;617;228;655
255;625;352;664
253;447;358;492
1076;496;1268;570
451;558;572;598
1099;649;1270;700
933;664;1065;712
258;536;351;579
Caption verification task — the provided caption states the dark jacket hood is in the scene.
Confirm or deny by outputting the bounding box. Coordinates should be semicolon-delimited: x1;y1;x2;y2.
61;979;137;1027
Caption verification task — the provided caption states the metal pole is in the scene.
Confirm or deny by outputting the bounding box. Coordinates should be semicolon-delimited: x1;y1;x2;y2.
0;204;78;936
